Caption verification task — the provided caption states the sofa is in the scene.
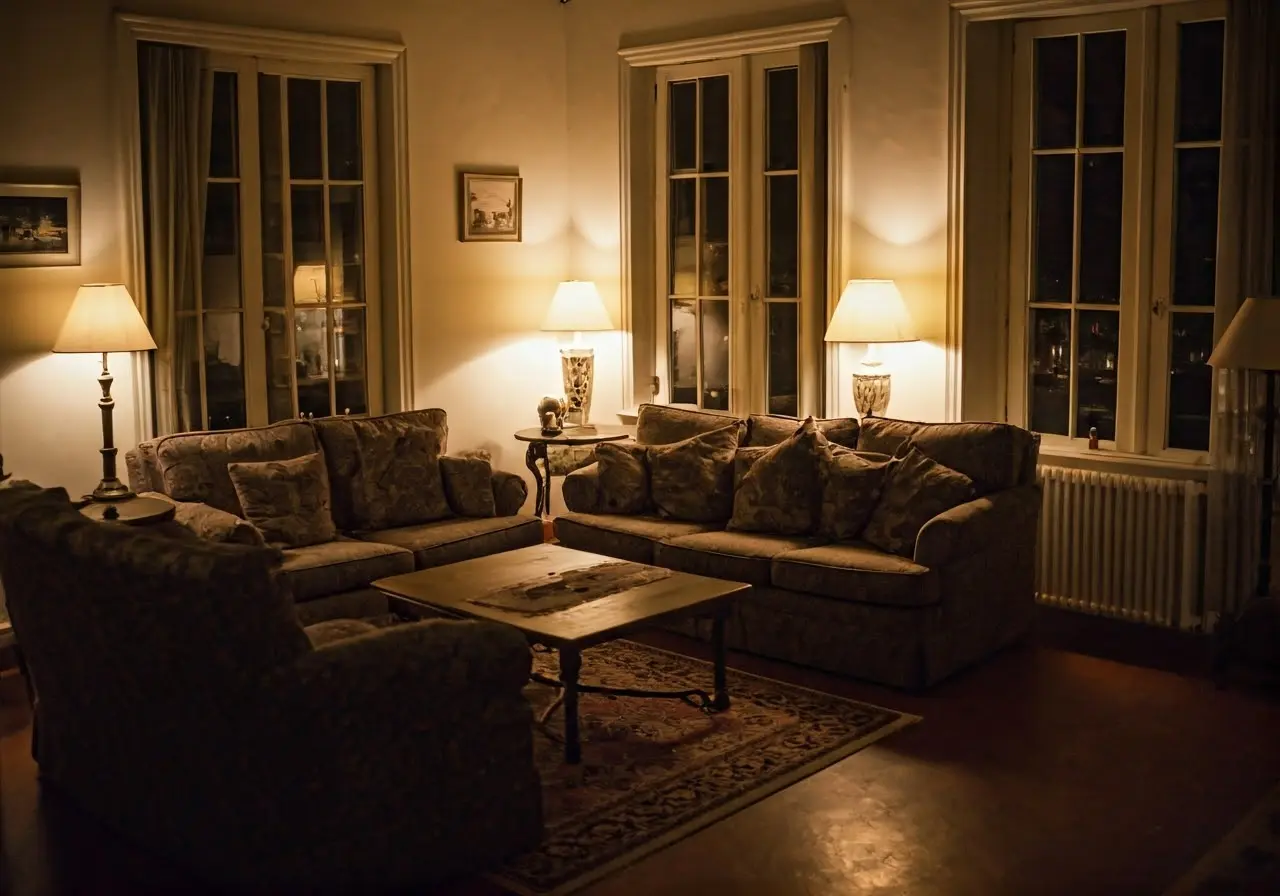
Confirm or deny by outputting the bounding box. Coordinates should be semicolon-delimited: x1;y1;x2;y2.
125;409;544;624
556;404;1042;689
0;484;542;891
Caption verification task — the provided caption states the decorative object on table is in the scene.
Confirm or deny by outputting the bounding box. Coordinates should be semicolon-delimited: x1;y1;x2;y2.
514;424;631;518
536;394;566;435
52;283;158;502
541;280;613;425
458;172;522;242
1208;297;1280;680
0;183;80;268
823;279;919;417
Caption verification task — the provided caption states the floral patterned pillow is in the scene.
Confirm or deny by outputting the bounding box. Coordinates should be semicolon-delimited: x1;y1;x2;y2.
226;452;338;549
818;451;893;541
729;418;829;534
647;421;743;522
862;448;975;558
439;455;496;518
596;441;650;514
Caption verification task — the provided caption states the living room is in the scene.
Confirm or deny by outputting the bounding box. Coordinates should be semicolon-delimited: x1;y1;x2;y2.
1;0;1278;893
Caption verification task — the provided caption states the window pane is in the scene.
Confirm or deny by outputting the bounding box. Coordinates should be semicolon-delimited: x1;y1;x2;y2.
1035;35;1078;149
1029;308;1071;435
203;311;246;431
767;302;799;417
334;308;368;415
766;67;798;171
670;299;698;405
291;185;326;281
1168;311;1214;451
1032;154;1075;303
203;183;241;310
1082;31;1125;148
264;310;294;422
1177;20;1225;143
209;71;238;178
701;76;729;173
263;255;285;308
669;179;696;295
1173;147;1220;306
1076;310;1118;441
669;81;697;172
329;185;364;303
295;307;331;418
259;74;284;254
175;314;203;432
326;81;362;181
701;299;730;410
701;177;729;296
767;175;798;298
287;78;323;180
1078;152;1123;304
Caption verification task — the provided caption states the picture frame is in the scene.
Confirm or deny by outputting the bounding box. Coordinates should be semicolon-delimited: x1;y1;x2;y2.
0;183;81;267
459;172;522;242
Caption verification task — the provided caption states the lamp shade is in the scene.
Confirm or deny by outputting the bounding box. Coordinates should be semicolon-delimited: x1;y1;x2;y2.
541;280;613;332
53;283;156;354
823;279;919;344
1208;297;1280;371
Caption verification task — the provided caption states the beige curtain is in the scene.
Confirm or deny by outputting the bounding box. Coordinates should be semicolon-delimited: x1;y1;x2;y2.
1204;0;1279;625
141;43;210;435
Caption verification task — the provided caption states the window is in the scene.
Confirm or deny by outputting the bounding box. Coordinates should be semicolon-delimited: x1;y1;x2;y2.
1008;0;1228;456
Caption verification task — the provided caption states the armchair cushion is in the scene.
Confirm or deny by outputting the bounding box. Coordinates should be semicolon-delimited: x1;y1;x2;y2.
596;441;651;514
648;421;743;522
863;448;976;557
729;417;827;535
440;455;497;518
914;485;1042;569
227;452;338;549
140;491;266;547
277;537;414;602
818;451;892;541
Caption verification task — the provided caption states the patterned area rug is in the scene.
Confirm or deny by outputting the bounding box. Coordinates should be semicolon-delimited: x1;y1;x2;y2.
491;640;918;896
1166;780;1280;895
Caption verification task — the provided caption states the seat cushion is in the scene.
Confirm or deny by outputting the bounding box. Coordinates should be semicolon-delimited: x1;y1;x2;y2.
771;542;940;607
655;530;823;587
358;515;543;569
277;537;414;602
554;512;720;564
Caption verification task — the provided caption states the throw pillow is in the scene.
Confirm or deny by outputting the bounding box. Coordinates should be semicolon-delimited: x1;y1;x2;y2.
732;446;773;490
648;421;743;522
862;447;976;558
596;441;650;514
818;451;893;541
227;452;338;548
439;455;496;518
729;418;829;534
352;413;451;529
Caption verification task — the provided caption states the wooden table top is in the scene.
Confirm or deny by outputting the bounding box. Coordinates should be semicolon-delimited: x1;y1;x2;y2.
512;424;633;445
373;543;748;648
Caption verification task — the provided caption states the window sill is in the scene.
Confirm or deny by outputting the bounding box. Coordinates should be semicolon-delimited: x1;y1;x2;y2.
1036;445;1211;480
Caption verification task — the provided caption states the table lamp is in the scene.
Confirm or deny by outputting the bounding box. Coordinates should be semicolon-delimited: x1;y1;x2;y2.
52;283;158;501
823;279;919;417
541;280;613;425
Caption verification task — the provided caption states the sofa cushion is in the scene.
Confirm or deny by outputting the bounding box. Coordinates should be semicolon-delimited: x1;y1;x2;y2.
746;414;860;450
863;448;976;557
358;515;543;570
655;530;823;587
154;419;319;516
635;403;742;446
732;446;772;489
648;421;743;522
596;441;650;514
227;453;338;549
818;451;892;541
439;455;496;518
276;537;414;602
858;417;1034;494
771;542;940;607
554;512;720;564
729;418;827;535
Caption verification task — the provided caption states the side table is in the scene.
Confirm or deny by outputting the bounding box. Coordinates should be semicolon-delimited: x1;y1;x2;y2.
514;425;632;517
77;494;175;526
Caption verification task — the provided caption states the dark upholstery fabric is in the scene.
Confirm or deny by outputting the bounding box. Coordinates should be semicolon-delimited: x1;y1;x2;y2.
729;418;827;534
863;449;976;557
746;414;860;450
818;451;892;541
294;588;391;627
562;462;602;513
440;455;497;518
595;441;651;514
635;403;741;445
227;452;339;549
732;446;773;490
771;543;940;607
303;618;379;647
554;512;719;564
277;537;414;602
546;443;599;476
655;530;823;587
358;515;544;570
858;417;1034;494
491;469;529;516
140;491;266;547
648;422;743;522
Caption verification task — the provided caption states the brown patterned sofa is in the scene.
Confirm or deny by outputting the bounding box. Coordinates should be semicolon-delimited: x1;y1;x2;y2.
126;409;543;624
556;404;1041;689
0;485;542;891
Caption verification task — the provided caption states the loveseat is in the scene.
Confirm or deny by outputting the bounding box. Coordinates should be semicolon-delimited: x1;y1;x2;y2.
126;409;544;624
556;404;1041;689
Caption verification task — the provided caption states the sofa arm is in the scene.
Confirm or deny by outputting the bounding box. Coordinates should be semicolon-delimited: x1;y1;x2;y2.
913;485;1042;569
140;491;268;548
491;469;528;516
562;462;602;513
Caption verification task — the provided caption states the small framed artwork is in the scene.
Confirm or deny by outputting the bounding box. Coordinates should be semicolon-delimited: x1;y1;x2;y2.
0;183;81;267
459;172;522;242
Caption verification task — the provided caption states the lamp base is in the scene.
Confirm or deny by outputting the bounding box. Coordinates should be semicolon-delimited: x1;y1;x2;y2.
852;372;891;417
560;347;595;425
91;479;133;502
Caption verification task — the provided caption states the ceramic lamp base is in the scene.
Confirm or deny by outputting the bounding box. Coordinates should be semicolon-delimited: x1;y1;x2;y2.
560;347;595;425
852;371;891;417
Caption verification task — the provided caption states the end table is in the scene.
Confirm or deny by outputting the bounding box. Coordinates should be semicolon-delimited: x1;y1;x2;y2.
514;425;632;517
78;494;175;526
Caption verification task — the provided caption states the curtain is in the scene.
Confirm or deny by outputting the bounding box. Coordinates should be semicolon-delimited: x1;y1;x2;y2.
140;43;210;435
1204;0;1279;624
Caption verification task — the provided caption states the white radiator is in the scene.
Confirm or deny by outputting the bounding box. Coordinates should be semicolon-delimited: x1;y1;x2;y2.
1035;466;1207;629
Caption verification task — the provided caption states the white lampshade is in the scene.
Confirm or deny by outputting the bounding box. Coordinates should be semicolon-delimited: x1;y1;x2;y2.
823;279;919;344
541;280;613;332
53;283;156;354
1208;297;1280;371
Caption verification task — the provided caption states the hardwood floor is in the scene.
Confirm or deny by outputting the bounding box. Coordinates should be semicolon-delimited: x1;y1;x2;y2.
3;614;1279;896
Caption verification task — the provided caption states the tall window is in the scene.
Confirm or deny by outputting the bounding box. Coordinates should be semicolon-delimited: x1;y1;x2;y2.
1008;0;1227;456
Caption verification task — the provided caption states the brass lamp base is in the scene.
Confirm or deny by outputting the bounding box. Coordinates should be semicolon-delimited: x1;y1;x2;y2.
852;372;891;417
560;347;595;425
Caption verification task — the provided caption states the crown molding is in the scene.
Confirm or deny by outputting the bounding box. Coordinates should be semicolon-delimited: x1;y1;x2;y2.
116;13;405;64
618;17;846;67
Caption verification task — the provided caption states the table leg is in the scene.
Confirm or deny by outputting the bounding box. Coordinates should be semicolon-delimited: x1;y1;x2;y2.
560;646;582;764
711;611;730;712
524;442;548;517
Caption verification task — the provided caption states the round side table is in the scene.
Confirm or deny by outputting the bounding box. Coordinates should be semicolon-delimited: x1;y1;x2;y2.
514;425;632;517
78;494;176;526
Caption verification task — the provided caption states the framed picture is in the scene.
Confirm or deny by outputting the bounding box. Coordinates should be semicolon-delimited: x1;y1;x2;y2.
459;172;522;242
0;183;81;267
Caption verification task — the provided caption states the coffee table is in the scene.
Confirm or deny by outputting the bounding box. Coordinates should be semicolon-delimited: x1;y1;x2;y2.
373;543;749;764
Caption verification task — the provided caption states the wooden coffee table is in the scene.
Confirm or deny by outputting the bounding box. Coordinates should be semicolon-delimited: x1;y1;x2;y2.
373;543;749;764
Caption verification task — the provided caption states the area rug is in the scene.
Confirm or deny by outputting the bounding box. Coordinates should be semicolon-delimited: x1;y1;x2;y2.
1165;780;1280;895
491;640;918;896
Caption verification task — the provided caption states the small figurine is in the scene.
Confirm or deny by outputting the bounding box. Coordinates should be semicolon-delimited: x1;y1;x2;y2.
1088;426;1100;450
537;395;566;435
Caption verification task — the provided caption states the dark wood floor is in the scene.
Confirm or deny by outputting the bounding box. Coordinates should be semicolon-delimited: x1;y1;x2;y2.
3;610;1279;896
